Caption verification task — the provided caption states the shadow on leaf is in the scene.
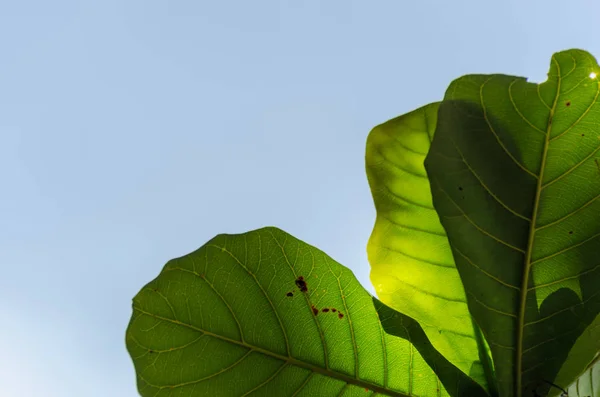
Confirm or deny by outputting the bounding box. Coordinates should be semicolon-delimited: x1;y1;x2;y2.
373;297;491;397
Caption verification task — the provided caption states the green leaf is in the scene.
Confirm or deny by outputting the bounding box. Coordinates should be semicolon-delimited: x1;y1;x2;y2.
366;103;494;394
424;49;600;397
374;298;489;397
126;227;487;397
563;354;599;397
554;313;600;395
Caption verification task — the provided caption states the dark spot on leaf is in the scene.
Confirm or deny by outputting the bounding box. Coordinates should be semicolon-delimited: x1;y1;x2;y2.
295;276;308;293
338;312;344;319
438;330;442;334
365;388;369;392
566;101;571;107
148;350;154;354
286;292;293;297
569;231;573;234
311;305;319;315
331;308;337;312
582;134;585;137
322;308;330;313
458;186;463;191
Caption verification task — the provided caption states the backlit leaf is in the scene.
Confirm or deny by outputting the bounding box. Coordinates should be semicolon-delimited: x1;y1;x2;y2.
126;227;487;397
425;49;600;397
366;103;493;394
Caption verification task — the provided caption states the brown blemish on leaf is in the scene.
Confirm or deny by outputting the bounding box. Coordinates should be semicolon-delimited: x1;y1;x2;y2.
311;305;319;315
338;312;344;319
566;101;571;107
295;276;308;293
331;308;337;312
569;231;573;235
322;308;330;313
458;186;463;191
286;292;294;297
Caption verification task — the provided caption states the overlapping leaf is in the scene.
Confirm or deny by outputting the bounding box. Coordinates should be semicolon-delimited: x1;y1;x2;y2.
366;103;493;394
424;49;600;397
126;227;487;397
570;355;600;397
553;313;600;396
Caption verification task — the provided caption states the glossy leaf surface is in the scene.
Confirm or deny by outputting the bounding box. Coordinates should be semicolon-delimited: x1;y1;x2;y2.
425;49;600;397
126;227;487;397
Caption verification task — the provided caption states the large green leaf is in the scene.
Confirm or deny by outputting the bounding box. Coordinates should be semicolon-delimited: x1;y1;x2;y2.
366;103;493;394
126;227;487;397
424;49;600;397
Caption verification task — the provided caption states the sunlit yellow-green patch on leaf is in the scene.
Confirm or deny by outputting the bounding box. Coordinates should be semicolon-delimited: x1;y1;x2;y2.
366;103;491;394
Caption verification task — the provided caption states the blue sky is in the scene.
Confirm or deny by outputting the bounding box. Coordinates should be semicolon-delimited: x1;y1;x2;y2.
1;1;599;396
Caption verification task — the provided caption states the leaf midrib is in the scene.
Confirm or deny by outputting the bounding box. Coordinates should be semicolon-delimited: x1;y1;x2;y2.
132;306;411;397
516;55;562;397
